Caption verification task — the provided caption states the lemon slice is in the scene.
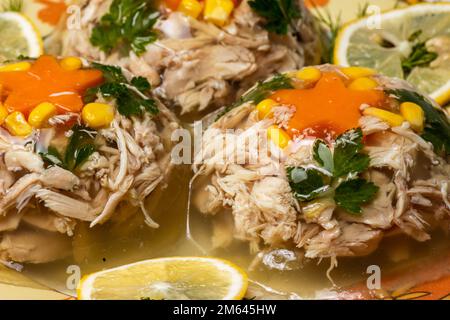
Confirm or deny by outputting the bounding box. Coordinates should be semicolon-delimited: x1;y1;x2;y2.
0;12;43;62
334;3;450;105
77;257;248;300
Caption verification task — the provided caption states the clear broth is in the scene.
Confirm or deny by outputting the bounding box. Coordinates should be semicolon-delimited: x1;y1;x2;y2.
18;164;450;298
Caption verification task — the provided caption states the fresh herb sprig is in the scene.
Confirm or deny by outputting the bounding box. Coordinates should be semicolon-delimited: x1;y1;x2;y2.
248;0;301;35
387;88;450;156
401;30;438;77
288;128;379;215
90;0;159;55
0;0;23;12
217;74;293;119
311;6;342;63
40;125;97;171
86;63;158;117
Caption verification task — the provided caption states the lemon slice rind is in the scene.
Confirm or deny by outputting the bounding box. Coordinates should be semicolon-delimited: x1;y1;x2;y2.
334;3;450;105
77;257;248;300
0;12;43;60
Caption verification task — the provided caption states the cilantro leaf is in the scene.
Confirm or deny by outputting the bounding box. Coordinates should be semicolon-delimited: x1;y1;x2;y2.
387;89;450;156
248;0;301;35
313;139;334;173
333;128;370;178
90;0;159;55
334;179;379;214
86;63;158;117
287;167;330;201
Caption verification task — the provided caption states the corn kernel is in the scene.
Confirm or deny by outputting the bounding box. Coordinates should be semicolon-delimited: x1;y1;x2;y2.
204;0;234;27
296;67;322;83
363;107;405;127
348;77;379;91
178;0;203;18
400;102;425;133
257;99;277;119
5;111;33;136
28;102;57;128
82;103;115;128
267;125;290;149
0;104;8;125
0;62;31;72
60;57;82;71
341;66;376;79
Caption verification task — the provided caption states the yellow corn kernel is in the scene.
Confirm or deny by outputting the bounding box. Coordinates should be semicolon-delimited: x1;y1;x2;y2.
0;62;31;72
340;66;376;79
178;0;203;18
4;111;33;136
60;57;82;71
257;99;277;119
348;77;379;91
400;102;425;133
363;107;405;127
296;67;322;83
303;198;336;220
267;125;290;149
0;104;8;125
28;102;57;128
82;103;115;128
204;0;234;27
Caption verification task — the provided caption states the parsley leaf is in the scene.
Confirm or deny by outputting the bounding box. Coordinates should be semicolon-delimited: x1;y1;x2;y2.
91;63;127;83
40;147;64;168
333;128;370;178
217;74;293;119
131;76;151;92
86;63;158;117
240;74;294;105
248;0;301;35
287;167;330;201
334;179;379;214
290;128;378;215
90;0;159;55
64;125;97;171
40;125;96;171
387;88;450;156
313;140;334;173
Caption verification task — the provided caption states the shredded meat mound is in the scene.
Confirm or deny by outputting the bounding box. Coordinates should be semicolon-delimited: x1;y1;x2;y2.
193;65;450;270
0;64;180;264
58;0;320;114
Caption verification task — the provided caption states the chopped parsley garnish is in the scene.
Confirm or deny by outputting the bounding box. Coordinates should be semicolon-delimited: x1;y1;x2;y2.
85;63;158;117
288;128;379;215
287;167;331;201
217;74;293;119
334;178;379;214
40;125;97;171
387;88;450;156
90;0;159;55
332;128;370;178
248;0;301;35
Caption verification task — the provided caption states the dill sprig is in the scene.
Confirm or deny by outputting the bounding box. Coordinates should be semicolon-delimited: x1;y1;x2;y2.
357;2;370;18
311;4;342;64
1;0;23;12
